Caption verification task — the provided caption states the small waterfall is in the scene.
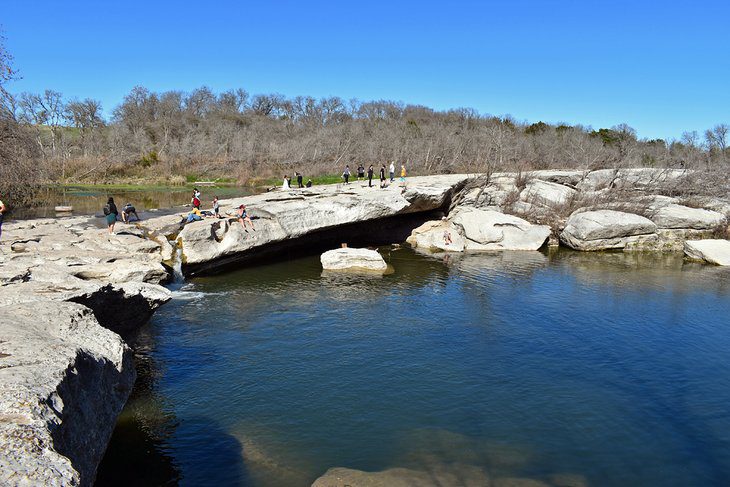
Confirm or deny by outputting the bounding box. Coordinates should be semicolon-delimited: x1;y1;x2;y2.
172;247;185;283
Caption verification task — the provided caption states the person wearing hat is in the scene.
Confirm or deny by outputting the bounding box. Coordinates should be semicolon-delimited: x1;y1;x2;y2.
237;204;255;232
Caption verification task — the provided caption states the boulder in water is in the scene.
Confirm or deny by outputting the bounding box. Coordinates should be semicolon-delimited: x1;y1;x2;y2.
684;239;730;266
320;247;388;272
560;210;657;251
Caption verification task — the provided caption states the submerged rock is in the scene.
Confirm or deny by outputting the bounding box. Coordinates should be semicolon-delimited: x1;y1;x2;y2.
560;210;658;251
312;465;490;487
684;239;730;266
320;248;388;272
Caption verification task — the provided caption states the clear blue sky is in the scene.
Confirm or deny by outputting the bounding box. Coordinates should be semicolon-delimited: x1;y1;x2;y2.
2;0;728;140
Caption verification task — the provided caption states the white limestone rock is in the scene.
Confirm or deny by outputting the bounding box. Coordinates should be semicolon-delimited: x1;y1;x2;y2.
0;301;135;486
520;180;577;207
560;210;658;251
575;169;618;191
650;204;726;230
684;239;730;266
175;175;472;270
452;208;551;251
407;209;550;252
406;220;466;252
320;248;388;272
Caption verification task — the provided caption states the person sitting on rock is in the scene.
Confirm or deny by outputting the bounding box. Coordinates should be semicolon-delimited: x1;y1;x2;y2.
121;203;139;223
306;179;313;188
237;204;255;232
186;207;203;223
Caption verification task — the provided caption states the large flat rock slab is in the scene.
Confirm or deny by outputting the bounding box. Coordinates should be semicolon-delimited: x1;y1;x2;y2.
560;210;658;251
650;204;726;230
684;239;730;266
321;247;388;272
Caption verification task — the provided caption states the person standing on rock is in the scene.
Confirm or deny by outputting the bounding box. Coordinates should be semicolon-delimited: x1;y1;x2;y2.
400;163;407;186
0;194;6;241
357;164;365;181
192;191;201;210
367;165;374;188
296;172;304;188
103;197;119;235
213;196;220;218
342;165;351;184
283;175;291;189
380;164;387;188
389;161;395;182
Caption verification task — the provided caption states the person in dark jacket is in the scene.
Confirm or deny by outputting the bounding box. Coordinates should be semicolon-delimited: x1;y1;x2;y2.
367;165;374;188
379;164;387;188
104;197;119;234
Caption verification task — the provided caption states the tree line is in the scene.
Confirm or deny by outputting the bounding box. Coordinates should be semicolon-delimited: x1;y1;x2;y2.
1;37;728;205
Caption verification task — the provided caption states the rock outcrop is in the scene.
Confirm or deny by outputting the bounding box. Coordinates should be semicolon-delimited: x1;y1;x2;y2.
684;239;730;266
320;248;388;272
0;216;173;485
0;301;135;487
560;210;658;251
520;179;577;207
650;204;726;230
171;175;471;274
408;208;550;252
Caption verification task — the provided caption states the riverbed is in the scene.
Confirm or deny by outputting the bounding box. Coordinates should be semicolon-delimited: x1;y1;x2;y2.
95;248;730;486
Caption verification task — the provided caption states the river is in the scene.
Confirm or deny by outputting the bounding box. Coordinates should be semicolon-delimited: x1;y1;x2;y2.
94;248;730;486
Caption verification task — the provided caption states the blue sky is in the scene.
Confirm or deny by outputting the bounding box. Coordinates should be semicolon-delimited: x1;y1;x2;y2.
2;0;728;140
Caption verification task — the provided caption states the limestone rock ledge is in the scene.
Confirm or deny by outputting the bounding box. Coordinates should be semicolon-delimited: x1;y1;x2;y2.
0;301;135;487
173;175;472;273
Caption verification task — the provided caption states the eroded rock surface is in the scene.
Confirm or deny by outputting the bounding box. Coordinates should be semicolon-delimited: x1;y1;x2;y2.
172;175;471;273
0;216;173;486
408;208;550;252
0;301;134;487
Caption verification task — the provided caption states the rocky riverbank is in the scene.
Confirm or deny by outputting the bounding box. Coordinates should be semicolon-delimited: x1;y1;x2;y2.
0;218;171;486
1;168;729;486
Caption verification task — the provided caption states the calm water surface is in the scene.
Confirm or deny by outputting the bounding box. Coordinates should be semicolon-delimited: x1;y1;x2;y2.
96;249;730;487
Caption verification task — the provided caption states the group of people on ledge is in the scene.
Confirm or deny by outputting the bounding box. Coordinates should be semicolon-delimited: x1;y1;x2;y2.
281;162;407;190
186;188;254;233
282;173;313;189
344;162;407;188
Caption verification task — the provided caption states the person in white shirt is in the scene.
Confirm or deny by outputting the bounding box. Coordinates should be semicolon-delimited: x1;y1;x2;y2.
389;162;395;182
